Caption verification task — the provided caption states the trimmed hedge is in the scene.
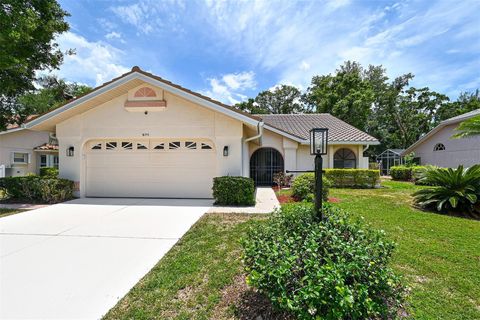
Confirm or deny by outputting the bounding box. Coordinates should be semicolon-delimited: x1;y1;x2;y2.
212;176;255;206
390;165;436;185
0;175;74;203
325;169;380;188
242;204;406;319
39;167;59;178
390;166;412;181
291;173;330;201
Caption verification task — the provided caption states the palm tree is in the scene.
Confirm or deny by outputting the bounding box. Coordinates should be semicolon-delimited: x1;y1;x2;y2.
452;115;480;138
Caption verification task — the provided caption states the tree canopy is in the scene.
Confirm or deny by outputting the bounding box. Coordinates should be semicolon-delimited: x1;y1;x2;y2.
235;85;306;114
0;0;70;130
234;60;478;156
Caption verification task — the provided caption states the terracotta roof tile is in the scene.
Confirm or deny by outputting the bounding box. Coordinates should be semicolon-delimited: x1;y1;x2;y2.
257;114;378;143
34;143;59;151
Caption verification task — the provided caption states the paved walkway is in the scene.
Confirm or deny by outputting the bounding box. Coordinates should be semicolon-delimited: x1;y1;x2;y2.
208;187;279;214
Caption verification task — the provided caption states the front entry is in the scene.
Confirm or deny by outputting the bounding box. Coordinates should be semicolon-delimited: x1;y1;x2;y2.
250;147;284;186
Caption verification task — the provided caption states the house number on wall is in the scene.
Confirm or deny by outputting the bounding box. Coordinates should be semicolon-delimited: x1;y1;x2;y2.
142;133;150;136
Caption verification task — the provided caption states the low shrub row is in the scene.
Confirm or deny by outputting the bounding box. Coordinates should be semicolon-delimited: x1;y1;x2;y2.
291;173;330;201
390;165;437;185
242;203;406;319
212;176;256;206
0;175;75;204
325;169;380;188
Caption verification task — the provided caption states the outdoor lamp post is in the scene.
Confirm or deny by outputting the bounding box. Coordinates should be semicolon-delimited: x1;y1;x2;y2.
309;128;328;219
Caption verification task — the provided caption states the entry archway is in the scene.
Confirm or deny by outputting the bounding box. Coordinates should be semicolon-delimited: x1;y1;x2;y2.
250;147;284;186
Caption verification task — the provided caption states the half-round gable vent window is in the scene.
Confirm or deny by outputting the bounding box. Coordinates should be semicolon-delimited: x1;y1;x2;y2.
433;143;445;151
134;87;156;98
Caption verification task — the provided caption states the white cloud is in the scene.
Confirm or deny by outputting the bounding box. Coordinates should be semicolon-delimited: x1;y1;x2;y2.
203;71;256;104
105;31;121;39
54;32;130;86
111;0;186;35
105;31;126;44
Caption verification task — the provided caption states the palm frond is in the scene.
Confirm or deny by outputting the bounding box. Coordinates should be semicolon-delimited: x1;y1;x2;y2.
452;115;480;139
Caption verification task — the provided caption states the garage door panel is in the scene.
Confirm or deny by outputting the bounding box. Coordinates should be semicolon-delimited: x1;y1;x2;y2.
86;139;216;198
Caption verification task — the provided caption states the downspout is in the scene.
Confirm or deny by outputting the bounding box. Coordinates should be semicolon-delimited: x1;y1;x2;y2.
244;121;264;143
242;121;264;176
363;144;370;169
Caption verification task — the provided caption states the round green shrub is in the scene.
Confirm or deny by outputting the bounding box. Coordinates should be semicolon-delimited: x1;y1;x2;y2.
291;173;330;201
390;166;412;181
242;204;406;319
212;176;255;206
39;167;59;178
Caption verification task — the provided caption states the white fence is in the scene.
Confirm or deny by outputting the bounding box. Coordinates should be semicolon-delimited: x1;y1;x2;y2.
0;165;4;178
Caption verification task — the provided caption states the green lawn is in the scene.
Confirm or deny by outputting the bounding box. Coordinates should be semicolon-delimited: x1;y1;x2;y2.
330;180;480;320
105;183;480;319
104;213;265;320
0;208;20;218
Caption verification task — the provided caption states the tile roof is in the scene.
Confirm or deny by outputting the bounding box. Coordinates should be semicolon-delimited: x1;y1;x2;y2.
34;143;59;151
257;114;378;143
24;66;261;128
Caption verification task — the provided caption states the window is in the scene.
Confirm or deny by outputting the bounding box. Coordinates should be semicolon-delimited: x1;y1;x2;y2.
169;141;181;150
40;155;47;167
201;143;213;150
91;143;102;150
121;142;133;150
333;148;356;169
185;141;197;150
39;154;59;168
134;87;156;98
137;143;148;150
12;152;28;164
434;143;445;151
154;143;165;150
106;142;117;150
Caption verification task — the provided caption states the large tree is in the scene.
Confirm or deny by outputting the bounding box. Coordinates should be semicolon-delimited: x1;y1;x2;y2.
434;90;480;125
235;85;305;114
0;0;70;130
452;115;480;138
303;61;375;131
14;75;91;124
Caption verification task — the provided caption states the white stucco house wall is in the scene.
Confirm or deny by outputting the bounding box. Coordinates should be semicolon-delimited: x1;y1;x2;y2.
402;109;480;168
1;67;378;198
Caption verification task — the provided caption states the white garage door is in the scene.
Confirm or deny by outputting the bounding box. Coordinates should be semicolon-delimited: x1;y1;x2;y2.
85;139;217;198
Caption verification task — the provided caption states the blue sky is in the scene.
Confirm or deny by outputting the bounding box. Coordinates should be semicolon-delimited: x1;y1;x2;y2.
54;0;480;104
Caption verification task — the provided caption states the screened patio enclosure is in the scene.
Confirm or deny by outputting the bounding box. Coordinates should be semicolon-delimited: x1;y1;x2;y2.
376;149;404;176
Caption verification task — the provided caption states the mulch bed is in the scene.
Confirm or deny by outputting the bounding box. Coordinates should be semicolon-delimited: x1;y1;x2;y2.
213;274;294;320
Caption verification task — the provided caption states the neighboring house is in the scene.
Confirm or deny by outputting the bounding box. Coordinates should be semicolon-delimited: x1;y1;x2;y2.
0;126;58;178
403;109;480;168
4;66;378;198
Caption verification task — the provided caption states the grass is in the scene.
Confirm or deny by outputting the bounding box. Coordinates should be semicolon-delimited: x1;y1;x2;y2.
0;208;21;218
106;182;479;319
330;180;480;319
104;213;265;320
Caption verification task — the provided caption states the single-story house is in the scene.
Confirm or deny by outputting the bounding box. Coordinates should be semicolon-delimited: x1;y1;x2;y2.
0;66;378;198
0;124;58;178
402;109;480;168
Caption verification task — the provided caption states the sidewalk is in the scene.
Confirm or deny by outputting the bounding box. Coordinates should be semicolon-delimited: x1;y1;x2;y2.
208;187;280;214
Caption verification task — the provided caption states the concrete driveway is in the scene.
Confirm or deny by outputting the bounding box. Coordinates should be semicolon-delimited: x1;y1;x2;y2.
0;198;212;319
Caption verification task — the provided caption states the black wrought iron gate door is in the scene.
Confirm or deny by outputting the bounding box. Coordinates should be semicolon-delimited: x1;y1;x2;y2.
250;148;284;186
